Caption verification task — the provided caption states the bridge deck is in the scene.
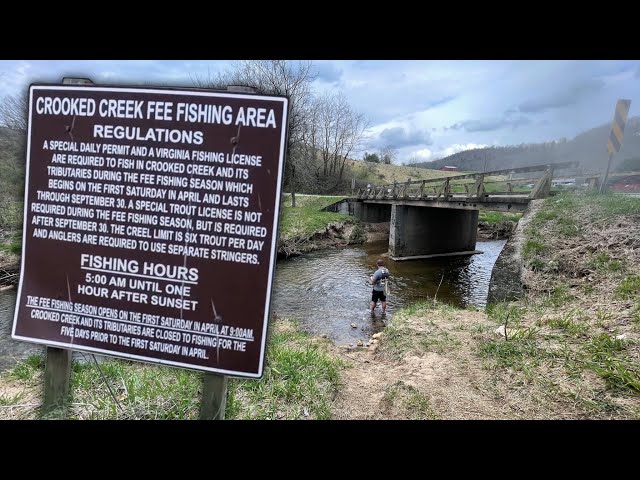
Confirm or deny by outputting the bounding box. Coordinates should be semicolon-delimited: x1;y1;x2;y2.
361;193;532;212
355;161;581;212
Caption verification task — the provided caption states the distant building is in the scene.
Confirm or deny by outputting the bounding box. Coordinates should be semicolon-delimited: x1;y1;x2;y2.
440;166;459;172
611;175;640;192
551;178;576;187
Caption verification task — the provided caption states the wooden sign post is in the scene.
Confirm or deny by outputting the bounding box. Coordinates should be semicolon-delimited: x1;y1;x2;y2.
13;80;288;420
42;77;93;418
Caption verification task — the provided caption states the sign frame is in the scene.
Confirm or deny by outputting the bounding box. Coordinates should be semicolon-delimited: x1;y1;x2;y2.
12;83;290;379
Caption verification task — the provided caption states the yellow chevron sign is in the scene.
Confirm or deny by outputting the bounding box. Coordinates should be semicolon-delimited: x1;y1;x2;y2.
607;99;631;155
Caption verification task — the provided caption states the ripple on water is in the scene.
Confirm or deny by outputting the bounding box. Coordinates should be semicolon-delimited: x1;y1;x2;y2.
272;239;506;344
0;288;43;372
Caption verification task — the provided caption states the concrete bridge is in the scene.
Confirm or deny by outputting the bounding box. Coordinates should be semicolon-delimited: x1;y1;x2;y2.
348;161;582;260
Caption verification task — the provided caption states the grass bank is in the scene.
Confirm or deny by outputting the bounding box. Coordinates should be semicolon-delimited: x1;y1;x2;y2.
477;211;522;240
333;192;640;419
478;211;522;224
0;317;345;420
278;194;363;257
0;198;22;285
347;159;457;186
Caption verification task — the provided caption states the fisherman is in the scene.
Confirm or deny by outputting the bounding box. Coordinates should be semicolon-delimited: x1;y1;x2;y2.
369;259;390;315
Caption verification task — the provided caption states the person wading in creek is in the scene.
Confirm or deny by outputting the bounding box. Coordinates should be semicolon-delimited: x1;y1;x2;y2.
369;259;390;315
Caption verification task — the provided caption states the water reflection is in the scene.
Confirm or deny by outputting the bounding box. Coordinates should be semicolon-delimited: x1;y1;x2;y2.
272;239;506;344
0;288;42;372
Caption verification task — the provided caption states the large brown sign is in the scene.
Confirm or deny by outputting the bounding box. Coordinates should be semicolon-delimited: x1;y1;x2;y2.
12;84;289;378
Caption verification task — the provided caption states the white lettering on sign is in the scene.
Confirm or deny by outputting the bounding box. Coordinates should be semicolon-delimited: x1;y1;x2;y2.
13;85;288;378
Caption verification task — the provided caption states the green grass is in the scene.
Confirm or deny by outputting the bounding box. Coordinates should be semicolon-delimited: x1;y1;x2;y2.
586;191;640;218
581;284;594;295
381;381;438;420
0;392;25;406
227;325;345;419
582;334;640;392
532;209;558;224
557;217;582;237
477;336;543;374
378;301;460;359
395;301;435;318
587;252;625;273
616;275;640;300
417;331;461;354
348;159;454;186
2;320;344;419
68;356;202;419
0;198;23;230
478;211;522;224
279;195;352;241
0;240;22;255
540;191;640;223
486;302;525;326
545;315;589;337
545;285;573;307
0;198;23;256
523;239;545;260
9;354;43;381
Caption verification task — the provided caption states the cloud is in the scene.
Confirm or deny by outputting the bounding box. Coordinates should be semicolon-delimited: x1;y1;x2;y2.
403;143;489;163
372;126;433;148
1;61;34;94
413;148;433;159
435;143;489;159
314;62;343;84
447;115;531;132
426;96;456;110
518;78;605;113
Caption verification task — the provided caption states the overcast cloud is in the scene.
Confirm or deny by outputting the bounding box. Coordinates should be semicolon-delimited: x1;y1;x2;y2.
2;59;638;163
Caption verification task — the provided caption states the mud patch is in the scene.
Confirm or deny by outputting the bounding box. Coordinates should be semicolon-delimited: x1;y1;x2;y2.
363;222;390;243
477;221;516;240
278;220;364;258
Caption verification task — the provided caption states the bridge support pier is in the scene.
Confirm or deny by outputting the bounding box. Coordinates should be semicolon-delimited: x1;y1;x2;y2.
389;205;479;260
354;203;391;223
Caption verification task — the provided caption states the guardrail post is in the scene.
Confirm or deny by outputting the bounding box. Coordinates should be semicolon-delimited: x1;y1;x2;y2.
529;167;553;199
468;174;484;199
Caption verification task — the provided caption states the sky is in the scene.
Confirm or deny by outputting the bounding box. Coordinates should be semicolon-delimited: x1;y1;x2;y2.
2;60;639;163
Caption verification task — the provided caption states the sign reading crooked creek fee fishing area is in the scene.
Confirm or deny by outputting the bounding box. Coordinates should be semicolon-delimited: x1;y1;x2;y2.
12;85;289;378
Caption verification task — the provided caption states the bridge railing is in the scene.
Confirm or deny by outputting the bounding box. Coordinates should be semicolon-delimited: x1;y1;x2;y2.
356;161;582;201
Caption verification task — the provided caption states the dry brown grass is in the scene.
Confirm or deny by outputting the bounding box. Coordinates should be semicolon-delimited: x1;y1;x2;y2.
347;159;458;186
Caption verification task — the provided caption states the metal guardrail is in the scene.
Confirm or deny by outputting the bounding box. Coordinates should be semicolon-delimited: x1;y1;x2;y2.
355;161;581;201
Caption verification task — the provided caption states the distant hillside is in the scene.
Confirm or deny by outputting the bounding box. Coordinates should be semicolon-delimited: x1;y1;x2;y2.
346;158;463;187
417;116;640;174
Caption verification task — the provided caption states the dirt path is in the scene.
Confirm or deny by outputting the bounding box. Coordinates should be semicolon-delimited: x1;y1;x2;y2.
329;309;517;420
329;303;634;420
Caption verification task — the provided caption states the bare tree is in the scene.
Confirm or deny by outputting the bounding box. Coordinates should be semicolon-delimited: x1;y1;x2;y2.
315;92;368;183
0;93;28;130
482;149;493;172
194;61;317;206
404;155;422;165
380;145;398;165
